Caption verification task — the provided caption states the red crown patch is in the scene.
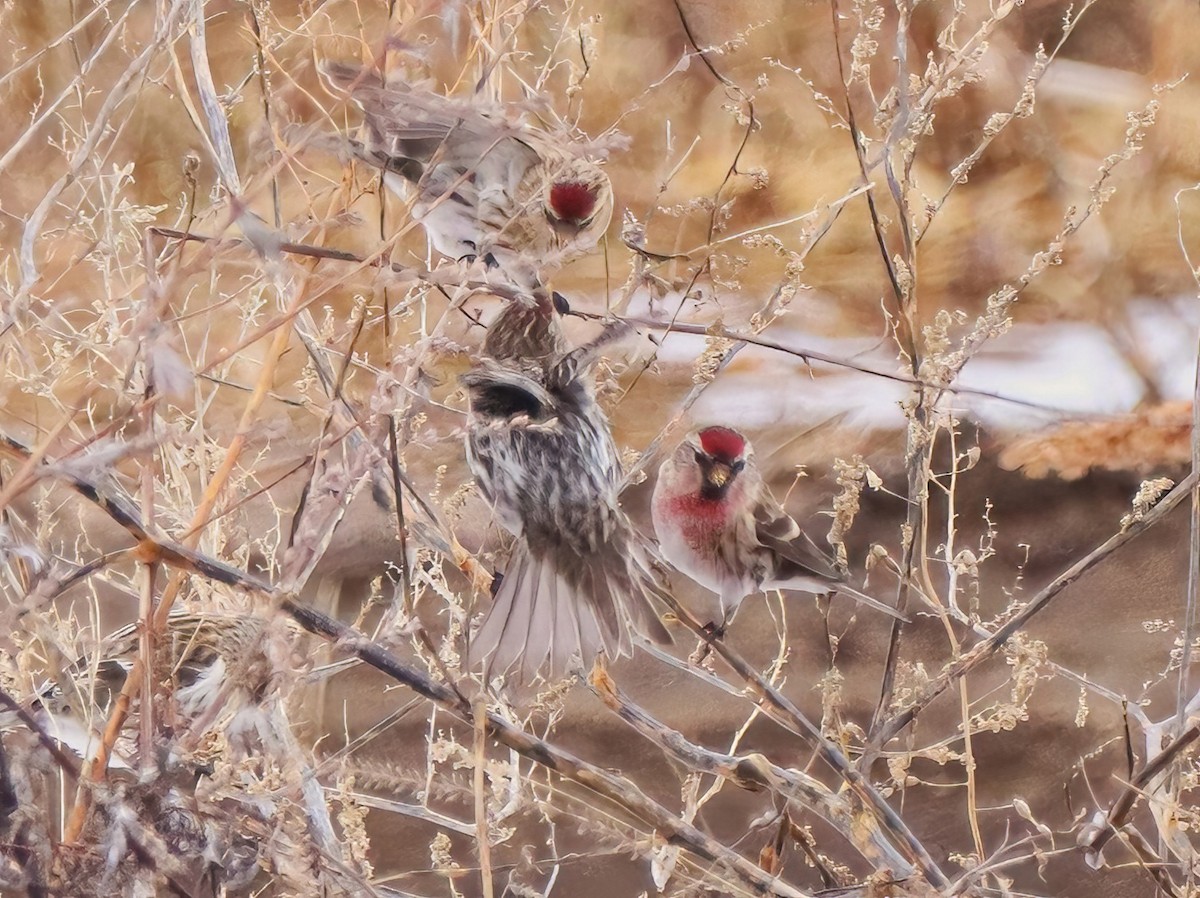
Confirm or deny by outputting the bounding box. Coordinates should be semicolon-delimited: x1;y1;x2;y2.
698;426;746;462
549;181;597;223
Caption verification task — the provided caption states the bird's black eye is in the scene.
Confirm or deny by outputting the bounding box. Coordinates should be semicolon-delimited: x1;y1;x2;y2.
693;450;706;465
732;460;746;473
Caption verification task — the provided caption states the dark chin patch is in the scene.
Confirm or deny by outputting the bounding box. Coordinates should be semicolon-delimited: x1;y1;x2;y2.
549;181;597;223
700;481;730;502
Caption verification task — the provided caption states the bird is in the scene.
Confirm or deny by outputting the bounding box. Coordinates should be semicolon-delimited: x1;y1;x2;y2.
321;61;613;285
480;288;571;375
651;425;905;630
462;295;670;681
31;612;302;767
25;611;343;881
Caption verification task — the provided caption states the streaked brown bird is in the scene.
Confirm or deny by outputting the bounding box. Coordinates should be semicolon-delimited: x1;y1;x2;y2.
322;62;613;285
24;612;343;890
33;612;301;767
463;298;670;681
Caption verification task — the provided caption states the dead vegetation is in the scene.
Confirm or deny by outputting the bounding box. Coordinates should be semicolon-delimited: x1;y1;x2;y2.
2;1;1200;896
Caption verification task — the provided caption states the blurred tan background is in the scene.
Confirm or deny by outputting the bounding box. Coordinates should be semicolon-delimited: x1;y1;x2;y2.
4;1;1200;895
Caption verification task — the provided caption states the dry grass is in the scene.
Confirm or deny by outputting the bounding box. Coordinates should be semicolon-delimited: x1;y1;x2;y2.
3;0;1200;896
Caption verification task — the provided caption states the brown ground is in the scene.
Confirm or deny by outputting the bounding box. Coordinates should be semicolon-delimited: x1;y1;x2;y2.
3;1;1200;896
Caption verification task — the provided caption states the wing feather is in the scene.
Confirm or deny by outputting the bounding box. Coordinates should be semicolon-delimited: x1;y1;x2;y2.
752;497;841;583
753;500;907;621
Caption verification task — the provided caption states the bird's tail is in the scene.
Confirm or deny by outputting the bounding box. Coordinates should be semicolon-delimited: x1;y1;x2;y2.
469;542;671;684
827;582;909;622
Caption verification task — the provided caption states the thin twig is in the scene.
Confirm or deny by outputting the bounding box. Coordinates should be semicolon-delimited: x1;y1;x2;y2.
1173;185;1200;737
647;591;948;889
474;695;496;898
1081;724;1200;861
0;691;199;898
601;312;1088;416
281;601;813;898
589;662;914;876
0;690;82;779
154;228;1085;418
871;471;1198;752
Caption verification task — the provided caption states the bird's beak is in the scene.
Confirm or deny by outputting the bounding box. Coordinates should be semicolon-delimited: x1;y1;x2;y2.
705;462;732;490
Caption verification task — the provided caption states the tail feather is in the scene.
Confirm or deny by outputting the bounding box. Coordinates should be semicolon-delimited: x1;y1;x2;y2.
574;576;605;671
521;561;557;677
827;582;909;622
487;553;536;677
469;542;671;683
552;566;581;678
585;564;623;656
470;556;518;676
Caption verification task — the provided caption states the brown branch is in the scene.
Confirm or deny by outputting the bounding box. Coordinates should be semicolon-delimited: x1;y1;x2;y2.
148;227;529;303
0;433;273;592
870;471;1198;752
150;225;373;266
1081;723;1200;862
647;591;948;889
588;663;914;877
3;428;811;898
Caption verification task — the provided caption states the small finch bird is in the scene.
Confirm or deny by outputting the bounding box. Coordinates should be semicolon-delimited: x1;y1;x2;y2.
652;426;905;630
463;298;670;680
24;612;342;887
33;612;303;766
322;62;613;282
481;289;570;374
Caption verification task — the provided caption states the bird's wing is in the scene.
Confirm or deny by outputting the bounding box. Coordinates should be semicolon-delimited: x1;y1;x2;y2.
322;62;539;189
752;494;841;582
461;361;555;424
753;497;907;621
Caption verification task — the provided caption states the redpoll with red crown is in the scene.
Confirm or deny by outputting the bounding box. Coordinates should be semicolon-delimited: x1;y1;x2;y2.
322;62;613;284
652;426;905;630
